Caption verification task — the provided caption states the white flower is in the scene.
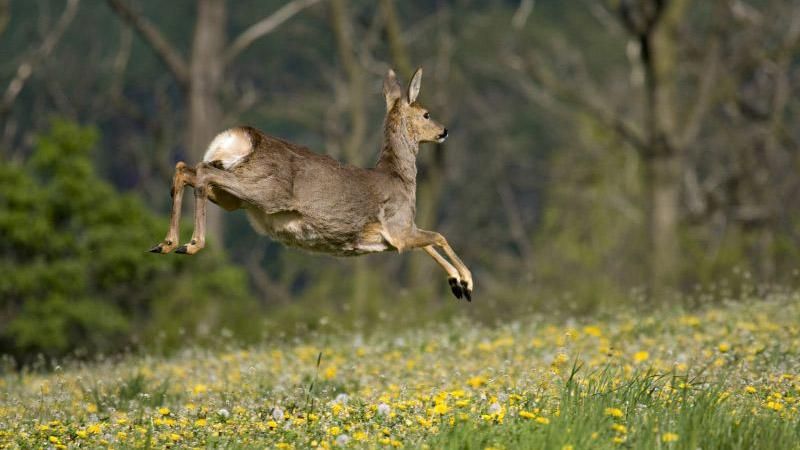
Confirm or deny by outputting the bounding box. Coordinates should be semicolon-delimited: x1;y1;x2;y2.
335;434;351;446
272;407;284;421
377;403;391;416
335;393;349;404
217;408;230;419
488;402;502;415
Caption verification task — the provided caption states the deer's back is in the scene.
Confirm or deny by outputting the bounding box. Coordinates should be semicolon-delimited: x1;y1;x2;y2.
205;126;393;255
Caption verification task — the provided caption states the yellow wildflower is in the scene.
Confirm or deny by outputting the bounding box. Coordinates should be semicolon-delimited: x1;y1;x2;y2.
583;325;602;337
467;376;487;388
433;403;449;415
633;351;649;363
662;432;679;442
605;407;624;418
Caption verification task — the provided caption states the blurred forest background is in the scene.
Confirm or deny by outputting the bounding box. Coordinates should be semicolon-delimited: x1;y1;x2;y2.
2;0;800;361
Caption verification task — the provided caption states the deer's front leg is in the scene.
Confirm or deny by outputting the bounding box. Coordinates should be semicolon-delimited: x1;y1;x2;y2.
149;162;195;254
390;228;474;301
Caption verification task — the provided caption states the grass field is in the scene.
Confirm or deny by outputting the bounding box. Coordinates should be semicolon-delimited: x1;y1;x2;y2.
2;290;799;449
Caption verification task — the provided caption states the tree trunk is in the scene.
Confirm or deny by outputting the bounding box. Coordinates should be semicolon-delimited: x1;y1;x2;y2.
636;0;688;297
330;0;372;314
647;154;681;293
188;0;226;244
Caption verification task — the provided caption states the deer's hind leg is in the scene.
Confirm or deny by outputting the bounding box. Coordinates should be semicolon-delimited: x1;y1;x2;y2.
175;162;252;255
149;162;195;254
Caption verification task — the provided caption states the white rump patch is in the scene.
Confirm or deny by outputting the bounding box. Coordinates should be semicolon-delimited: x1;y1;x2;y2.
203;128;253;170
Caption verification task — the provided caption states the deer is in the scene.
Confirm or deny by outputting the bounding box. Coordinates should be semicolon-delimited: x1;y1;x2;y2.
148;67;473;300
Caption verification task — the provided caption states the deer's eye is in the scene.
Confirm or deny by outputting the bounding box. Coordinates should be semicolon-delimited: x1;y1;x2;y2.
423;112;430;120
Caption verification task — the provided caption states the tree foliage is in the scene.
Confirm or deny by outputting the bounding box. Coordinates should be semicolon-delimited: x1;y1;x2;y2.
0;120;261;358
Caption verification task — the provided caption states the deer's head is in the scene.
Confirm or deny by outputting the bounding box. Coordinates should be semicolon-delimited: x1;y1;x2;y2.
383;68;448;144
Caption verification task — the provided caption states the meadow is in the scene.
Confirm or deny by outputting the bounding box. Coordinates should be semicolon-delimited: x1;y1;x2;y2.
1;289;798;449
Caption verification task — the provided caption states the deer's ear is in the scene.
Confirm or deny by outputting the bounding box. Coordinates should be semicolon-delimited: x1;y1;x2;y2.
407;67;422;104
383;69;402;110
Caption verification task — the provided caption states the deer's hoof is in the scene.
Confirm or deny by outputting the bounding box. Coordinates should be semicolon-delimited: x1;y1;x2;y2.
461;280;472;302
448;277;463;299
175;240;203;255
149;240;177;254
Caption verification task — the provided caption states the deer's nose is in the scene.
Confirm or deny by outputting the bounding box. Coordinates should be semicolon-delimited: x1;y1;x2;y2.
438;128;448;140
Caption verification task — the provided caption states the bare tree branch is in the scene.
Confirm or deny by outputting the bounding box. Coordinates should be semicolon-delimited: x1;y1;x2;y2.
0;0;79;119
225;0;322;63
678;39;720;149
498;182;534;267
0;0;10;38
508;52;649;153
380;0;412;77
512;0;534;29
105;0;189;86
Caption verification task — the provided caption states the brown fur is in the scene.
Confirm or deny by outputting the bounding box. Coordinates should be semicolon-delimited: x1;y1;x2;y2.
149;68;474;299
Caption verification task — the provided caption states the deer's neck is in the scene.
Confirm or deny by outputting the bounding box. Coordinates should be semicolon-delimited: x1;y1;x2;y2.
375;118;418;188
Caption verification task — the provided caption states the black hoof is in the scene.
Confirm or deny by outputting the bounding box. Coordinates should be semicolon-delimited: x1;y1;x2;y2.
175;245;188;254
448;278;463;299
461;280;472;302
148;244;163;253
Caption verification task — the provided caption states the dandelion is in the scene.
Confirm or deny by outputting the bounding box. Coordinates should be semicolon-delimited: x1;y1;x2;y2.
611;423;627;434
467;376;487;388
86;403;98;413
633;351;650;363
765;401;783;411
662;432;679;442
535;416;550;425
745;386;757;394
217;408;230;419
519;410;536;419
158;407;171;416
718;343;731;353
605;407;624;418
433;403;449;415
327;426;341;436
194;418;207;427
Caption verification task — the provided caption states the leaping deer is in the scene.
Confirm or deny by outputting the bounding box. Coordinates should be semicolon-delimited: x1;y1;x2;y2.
149;68;473;300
